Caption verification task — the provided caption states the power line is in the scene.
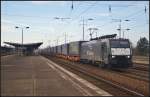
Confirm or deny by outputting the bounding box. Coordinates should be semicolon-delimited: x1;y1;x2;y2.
95;1;148;7
2;19;52;26
96;7;147;29
2;13;53;19
130;22;148;29
123;9;145;19
65;1;98;25
3;2;147;26
68;1;84;17
88;2;144;29
124;22;148;39
76;1;98;18
81;6;147;39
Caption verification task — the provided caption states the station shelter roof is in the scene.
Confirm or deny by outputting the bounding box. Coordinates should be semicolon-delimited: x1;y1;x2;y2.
4;42;43;49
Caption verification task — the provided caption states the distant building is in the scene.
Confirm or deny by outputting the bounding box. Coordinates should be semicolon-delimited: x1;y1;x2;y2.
1;46;15;56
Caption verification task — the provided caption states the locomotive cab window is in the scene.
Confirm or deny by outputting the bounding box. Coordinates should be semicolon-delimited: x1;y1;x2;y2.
110;40;130;48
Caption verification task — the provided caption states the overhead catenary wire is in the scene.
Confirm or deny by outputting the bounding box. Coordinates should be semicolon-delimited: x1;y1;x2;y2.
2;2;149;43
68;1;84;18
129;22;148;29
65;1;98;25
3;8;147;31
78;3;149;40
124;22;149;39
81;1;148;7
144;5;149;24
61;1;98;39
2;13;53;19
2;2;148;20
2;2;147;27
96;7;147;30
91;2;145;30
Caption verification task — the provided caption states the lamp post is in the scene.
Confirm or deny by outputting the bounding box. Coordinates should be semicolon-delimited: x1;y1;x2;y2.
54;17;71;21
112;19;130;38
54;17;71;44
80;18;94;40
15;26;29;55
122;28;130;39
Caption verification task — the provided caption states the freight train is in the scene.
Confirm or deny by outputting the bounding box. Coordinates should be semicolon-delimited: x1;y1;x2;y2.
38;34;133;69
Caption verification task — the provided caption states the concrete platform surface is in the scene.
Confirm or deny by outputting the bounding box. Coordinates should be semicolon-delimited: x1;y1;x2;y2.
1;55;111;96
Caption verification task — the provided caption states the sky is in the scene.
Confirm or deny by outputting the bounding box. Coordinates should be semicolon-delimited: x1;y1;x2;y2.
1;1;149;48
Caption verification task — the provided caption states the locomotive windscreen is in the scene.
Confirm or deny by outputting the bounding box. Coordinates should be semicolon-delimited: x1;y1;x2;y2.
110;40;130;48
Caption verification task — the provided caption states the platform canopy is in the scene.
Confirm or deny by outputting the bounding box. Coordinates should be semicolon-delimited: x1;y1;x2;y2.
4;42;43;55
4;42;43;48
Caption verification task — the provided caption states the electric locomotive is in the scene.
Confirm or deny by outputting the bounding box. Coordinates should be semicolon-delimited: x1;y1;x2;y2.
80;34;133;68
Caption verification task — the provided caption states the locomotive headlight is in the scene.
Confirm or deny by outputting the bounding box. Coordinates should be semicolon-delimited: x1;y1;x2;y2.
112;55;115;58
127;56;130;58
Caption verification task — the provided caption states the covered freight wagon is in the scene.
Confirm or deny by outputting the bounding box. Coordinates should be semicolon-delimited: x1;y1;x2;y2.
56;45;62;57
61;43;69;59
68;41;86;61
51;46;57;54
57;45;62;54
51;47;54;53
53;46;57;54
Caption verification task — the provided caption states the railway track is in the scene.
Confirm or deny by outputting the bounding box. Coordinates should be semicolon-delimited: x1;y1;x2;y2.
111;69;149;82
110;64;149;82
78;61;149;82
132;63;149;71
127;68;149;78
44;55;149;96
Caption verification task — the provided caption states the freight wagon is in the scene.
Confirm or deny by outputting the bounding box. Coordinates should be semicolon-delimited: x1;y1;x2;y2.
68;41;86;61
56;45;62;57
61;43;69;59
40;34;133;69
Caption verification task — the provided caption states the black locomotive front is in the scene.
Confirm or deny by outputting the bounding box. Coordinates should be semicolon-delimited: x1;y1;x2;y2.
109;39;133;68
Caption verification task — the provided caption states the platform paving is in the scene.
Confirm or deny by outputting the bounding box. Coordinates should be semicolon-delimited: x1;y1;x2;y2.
1;55;111;96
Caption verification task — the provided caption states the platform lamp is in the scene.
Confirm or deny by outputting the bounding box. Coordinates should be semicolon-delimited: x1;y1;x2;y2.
15;26;30;55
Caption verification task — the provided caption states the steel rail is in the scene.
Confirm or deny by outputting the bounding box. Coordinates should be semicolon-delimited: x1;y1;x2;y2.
46;56;145;96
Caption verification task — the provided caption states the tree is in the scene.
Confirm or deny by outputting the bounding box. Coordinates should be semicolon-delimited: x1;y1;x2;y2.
136;37;149;56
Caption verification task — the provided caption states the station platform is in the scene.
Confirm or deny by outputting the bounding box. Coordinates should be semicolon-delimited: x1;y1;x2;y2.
1;55;111;96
